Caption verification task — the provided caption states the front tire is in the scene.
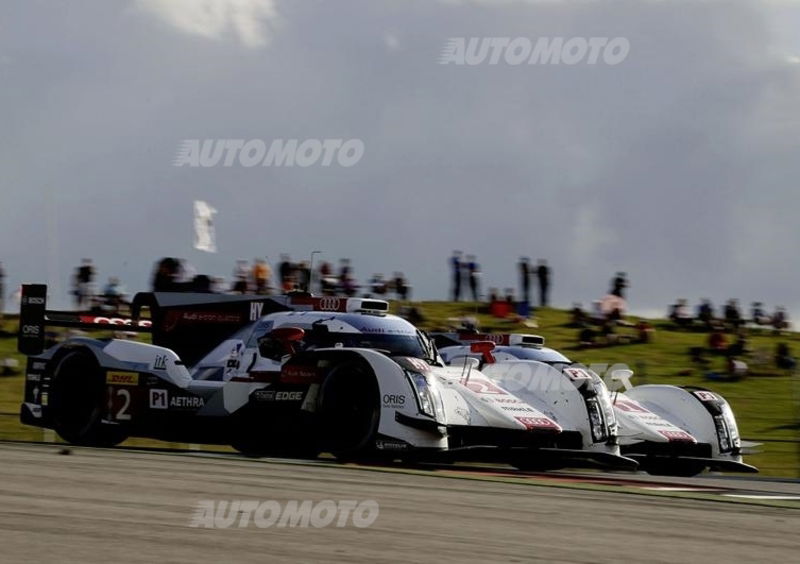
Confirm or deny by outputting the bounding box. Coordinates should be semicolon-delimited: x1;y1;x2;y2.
318;361;380;460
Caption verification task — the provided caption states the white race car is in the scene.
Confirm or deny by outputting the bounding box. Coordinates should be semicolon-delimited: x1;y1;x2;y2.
433;331;757;476
18;285;634;469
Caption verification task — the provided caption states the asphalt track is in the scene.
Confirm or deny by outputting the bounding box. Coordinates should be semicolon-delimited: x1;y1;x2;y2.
0;443;799;563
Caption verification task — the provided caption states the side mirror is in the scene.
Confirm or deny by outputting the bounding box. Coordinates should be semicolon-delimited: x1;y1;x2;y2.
470;341;496;365
258;326;305;359
608;369;634;392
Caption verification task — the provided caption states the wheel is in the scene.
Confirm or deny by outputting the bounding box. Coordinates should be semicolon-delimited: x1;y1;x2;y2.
318;361;380;460
49;350;128;447
641;459;706;477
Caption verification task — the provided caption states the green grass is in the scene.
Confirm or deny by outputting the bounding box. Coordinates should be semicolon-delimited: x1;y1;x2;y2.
1;303;799;477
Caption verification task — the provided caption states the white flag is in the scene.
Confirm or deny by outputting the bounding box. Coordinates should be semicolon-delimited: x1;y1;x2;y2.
193;200;217;253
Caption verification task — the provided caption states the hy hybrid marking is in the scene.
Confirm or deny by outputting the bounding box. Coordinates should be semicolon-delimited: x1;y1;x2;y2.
174;138;365;167
189;499;380;529
439;37;630;65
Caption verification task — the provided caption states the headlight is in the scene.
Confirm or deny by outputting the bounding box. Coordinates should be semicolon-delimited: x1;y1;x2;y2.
715;403;741;453
586;397;608;442
407;372;443;421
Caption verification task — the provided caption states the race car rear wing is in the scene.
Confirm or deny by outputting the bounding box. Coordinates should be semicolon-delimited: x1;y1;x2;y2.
17;284;153;356
18;284;292;365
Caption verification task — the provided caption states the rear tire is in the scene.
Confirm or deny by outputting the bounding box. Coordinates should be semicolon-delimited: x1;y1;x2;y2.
319;361;380;460
49;350;128;447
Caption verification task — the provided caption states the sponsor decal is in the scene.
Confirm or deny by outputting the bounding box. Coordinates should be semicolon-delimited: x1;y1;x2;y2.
375;440;409;451
21;324;40;335
464;378;507;395
382;394;406;409
458;332;509;345
693;391;718;402
41;392;49;406
397;357;431;373
500;405;537;413
170;396;205;409
254;389;275;402
253;390;303;402
152;355;168;371
250;302;264;321
162;311;243;332
22;296;45;305
659;430;696;442
563;368;592;380
78;315;152;328
26;373;41;382
149;389;168;409
613;399;650;414
515;416;560;430
281;365;318;383
31;361;47;371
106;371;139;386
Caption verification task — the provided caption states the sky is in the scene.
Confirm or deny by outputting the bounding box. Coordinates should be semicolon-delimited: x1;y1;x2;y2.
0;0;799;318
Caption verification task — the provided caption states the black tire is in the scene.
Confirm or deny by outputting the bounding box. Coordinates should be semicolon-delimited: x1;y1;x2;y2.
49;350;128;447
641;459;706;477
319;361;380;460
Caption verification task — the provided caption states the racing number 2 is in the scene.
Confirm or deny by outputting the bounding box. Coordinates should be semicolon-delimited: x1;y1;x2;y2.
108;387;132;421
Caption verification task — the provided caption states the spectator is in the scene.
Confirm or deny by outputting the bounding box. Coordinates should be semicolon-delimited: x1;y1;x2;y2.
697;299;715;329
152;257;182;292
450;251;463;301
319;261;336;295
296;261;311;292
370;273;387;296
775;343;796;370
570;302;588;326
751;302;770;325
466;255;480;301
708;329;728;352
394;272;410;301
232;260;249;294
278;254;293;293
487;287;499;303
253;258;271;295
518;257;530;305
669;299;692;328
101;277;127;313
536;259;550;307
636;320;655;343
772;307;790;332
723;299;742;331
74;258;95;309
610;272;627;299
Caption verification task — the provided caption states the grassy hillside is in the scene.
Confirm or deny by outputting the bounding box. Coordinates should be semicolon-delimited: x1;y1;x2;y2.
1;302;798;476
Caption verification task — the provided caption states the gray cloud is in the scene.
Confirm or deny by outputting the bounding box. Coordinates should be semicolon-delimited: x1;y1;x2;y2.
1;0;798;320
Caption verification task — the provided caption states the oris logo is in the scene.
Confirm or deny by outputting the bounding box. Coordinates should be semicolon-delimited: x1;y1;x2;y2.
318;297;342;311
22;325;40;335
382;394;406;407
